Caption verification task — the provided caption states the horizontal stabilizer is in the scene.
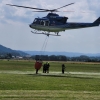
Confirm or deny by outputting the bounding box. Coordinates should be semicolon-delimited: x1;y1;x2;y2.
93;17;100;25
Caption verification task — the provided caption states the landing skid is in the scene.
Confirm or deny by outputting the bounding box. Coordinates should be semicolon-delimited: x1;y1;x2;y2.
31;31;61;36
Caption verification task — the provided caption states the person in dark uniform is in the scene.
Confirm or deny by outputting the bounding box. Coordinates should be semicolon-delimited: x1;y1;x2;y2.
43;63;46;73
62;64;66;74
47;62;50;73
43;62;50;73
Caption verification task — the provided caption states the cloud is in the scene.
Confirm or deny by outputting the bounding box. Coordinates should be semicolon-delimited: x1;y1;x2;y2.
0;0;100;53
1;0;99;23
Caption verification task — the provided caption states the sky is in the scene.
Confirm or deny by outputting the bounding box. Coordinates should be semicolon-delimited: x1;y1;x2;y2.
0;0;100;53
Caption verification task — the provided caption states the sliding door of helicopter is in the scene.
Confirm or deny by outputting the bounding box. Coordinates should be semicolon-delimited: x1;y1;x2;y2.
40;20;44;25
45;21;49;26
40;20;49;26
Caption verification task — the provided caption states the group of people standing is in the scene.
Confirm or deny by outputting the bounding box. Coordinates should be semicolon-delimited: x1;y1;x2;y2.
35;60;66;74
43;62;50;73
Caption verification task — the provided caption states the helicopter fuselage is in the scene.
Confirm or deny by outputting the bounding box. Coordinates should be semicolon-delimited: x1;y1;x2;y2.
29;13;100;33
30;22;99;32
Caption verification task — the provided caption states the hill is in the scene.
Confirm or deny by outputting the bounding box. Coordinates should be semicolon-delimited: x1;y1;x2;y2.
24;51;100;57
0;44;100;57
0;44;28;56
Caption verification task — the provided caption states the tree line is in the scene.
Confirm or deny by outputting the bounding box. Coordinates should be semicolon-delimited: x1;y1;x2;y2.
0;53;100;62
32;55;100;62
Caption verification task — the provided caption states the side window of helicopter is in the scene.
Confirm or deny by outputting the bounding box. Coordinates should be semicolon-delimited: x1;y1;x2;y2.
45;21;49;26
41;20;44;25
39;20;41;25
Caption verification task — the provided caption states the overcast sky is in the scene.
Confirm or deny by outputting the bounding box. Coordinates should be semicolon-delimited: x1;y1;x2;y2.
0;0;100;53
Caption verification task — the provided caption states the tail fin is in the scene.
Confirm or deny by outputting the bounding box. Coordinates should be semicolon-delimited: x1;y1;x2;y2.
93;17;100;25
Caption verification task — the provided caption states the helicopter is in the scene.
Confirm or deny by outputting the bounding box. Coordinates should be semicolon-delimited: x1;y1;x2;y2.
6;3;100;36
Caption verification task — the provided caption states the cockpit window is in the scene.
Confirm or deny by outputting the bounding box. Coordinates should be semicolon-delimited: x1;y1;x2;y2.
33;19;37;24
34;19;37;22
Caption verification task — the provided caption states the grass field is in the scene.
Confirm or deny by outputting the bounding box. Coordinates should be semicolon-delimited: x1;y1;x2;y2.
0;60;100;100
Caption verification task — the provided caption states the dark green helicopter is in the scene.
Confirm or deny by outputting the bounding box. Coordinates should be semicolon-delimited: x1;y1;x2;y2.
6;3;100;36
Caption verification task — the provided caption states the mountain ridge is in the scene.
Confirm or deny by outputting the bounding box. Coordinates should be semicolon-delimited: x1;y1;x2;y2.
0;44;100;57
0;44;28;56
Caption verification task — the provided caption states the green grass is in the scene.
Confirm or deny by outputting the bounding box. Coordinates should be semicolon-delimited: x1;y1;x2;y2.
0;73;100;91
0;60;34;71
0;60;100;100
0;60;100;72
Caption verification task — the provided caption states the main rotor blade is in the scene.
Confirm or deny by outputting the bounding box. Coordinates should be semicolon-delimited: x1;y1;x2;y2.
32;9;73;12
62;10;74;12
55;3;74;10
6;4;55;12
32;10;59;12
6;3;75;12
6;4;49;11
32;11;49;12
